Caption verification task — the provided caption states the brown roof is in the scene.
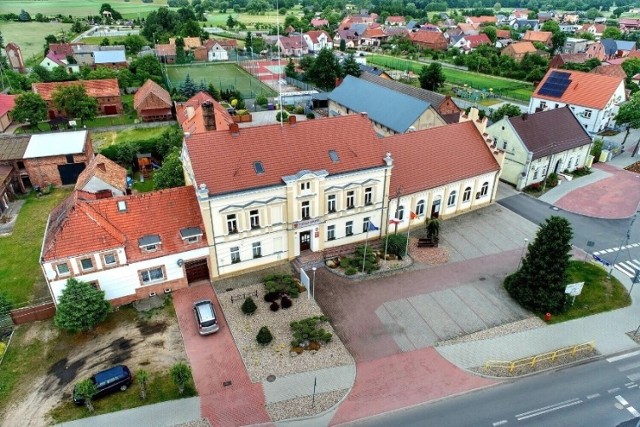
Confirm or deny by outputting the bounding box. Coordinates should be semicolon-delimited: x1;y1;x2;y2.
175;91;234;134
0;136;29;161
42;186;206;262
185;114;385;196
496;29;511;39
507;107;592;160
383;121;500;195
74;154;127;194
169;37;202;49
533;68;624;109
522;30;552;44
552;53;589;65
134;79;172;111
591;64;627;79
504;41;537;54
409;31;446;45
155;44;176;56
0;165;13;184
32;79;120;101
468;16;497;24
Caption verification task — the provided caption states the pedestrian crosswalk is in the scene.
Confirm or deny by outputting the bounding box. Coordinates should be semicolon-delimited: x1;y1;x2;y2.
593;243;640;256
615;259;640;278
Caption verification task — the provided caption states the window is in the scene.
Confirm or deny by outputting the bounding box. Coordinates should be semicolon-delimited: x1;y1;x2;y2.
363;217;370;233
250;210;260;229
533;168;539;180
252;242;262;258
327;225;335;240
301;201;310;219
141;267;164;284
463;187;471;202
584;109;592;118
345;221;353;236
87;280;100;290
65;154;74;164
227;214;238;234
448;191;457;207
103;252;117;266
539;101;546;109
542;165;548;176
397;205;404;220
416;200;425;216
480;182;489;196
80;257;94;271
253;161;264;174
364;187;373;205
328;149;339;162
185;235;200;244
230;247;240;264
346;191;355;209
327;194;336;213
300;182;310;191
568;158;573;170
575;156;580;167
117;200;127;212
502;141;507;150
56;262;70;276
142;243;158;253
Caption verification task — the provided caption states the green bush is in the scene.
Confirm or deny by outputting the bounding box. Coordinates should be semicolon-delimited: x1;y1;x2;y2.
546;172;559;188
276;110;289;122
256;326;273;345
256;94;268;107
591;139;603;162
290;316;332;347
345;267;357;275
294;106;305;114
306;112;315;119
241;297;257;315
263;274;300;298
385;234;408;257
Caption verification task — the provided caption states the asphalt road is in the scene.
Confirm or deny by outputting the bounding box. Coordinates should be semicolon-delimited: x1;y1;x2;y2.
351;350;640;427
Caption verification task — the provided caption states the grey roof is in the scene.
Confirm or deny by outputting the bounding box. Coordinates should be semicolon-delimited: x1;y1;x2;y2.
138;234;161;246
328;75;431;133
601;39;618;57
0;136;29;161
407;20;419;29
359;64;387;76
93;50;126;63
615;40;637;51
359;72;447;108
349;23;368;35
180;227;203;238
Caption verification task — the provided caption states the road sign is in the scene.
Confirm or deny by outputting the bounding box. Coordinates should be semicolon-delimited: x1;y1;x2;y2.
593;254;611;267
565;282;584;296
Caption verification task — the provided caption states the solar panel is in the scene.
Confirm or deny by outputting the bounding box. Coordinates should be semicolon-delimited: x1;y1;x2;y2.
538;71;572;98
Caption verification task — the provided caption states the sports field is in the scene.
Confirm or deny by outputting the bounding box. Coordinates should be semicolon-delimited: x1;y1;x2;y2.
1;21;72;61
165;63;276;98
206;9;304;27
367;55;534;102
0;0;168;18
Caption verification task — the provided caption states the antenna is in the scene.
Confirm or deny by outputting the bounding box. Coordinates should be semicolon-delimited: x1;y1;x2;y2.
276;0;283;128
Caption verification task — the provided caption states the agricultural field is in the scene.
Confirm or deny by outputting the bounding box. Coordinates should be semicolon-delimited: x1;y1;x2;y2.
0;0;168;18
80;34;147;45
165;63;276;98
0;21;72;62
367;55;534;103
205;9;303;28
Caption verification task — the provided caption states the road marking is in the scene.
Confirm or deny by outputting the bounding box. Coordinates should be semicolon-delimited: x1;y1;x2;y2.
617;360;640;372
587;393;601;399
594;243;640;256
628;406;640;417
492;420;508;426
628;384;638;389
626;382;635;386
607;249;616;253
609;350;640;363
616;395;629;406
615;262;636;278
515;399;583;421
609;387;621;394
628;373;640;381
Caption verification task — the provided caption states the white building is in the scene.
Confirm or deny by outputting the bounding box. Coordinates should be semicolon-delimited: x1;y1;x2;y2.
303;30;333;52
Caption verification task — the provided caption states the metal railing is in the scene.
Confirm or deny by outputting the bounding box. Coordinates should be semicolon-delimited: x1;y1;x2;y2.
483;341;596;374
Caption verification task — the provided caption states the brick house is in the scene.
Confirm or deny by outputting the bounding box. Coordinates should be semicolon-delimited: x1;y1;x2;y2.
134;79;173;122
502;41;538;61
409;31;448;50
32;79;123;119
0;94;16;132
155;44;177;64
74;154;128;197
0;136;30;214
175;92;235;134
41;186;209;306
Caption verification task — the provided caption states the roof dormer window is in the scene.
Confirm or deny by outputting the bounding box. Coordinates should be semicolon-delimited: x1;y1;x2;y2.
139;234;161;253
117;200;127;212
180;227;203;244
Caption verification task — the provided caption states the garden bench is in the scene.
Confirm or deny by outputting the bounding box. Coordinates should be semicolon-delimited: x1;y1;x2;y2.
417;238;439;248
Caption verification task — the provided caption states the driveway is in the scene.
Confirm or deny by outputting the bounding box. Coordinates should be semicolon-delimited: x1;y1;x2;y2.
172;283;269;426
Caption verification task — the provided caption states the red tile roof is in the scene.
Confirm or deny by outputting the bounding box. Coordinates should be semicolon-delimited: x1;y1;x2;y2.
185;114;385;196
533;69;624;109
409;31;447;45
155;43;176;56
591;64;627;79
382;121;500;195
134;79;172;111
468;16;497;24
32;79;120;101
386;16;406;23
522;30;552;44
464;34;491;48
306;30;331;44
175;91;234;134
496;29;512;39
0;94;16;117
311;18;329;27
42;186;206;262
49;43;74;57
504;41;537;55
75;154;127;194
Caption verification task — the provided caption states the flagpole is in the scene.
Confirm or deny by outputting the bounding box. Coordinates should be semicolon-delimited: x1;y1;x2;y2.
406;219;411;257
383;221;389;265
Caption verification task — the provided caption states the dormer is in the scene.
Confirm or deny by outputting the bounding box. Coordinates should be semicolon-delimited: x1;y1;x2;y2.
180;227;203;244
139;234;162;253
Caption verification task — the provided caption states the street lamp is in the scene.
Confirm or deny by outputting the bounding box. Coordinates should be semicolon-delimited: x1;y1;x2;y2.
517;238;529;270
311;267;317;300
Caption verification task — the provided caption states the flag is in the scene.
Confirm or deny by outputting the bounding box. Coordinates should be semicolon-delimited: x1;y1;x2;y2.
389;218;402;225
367;221;379;232
410;211;417;220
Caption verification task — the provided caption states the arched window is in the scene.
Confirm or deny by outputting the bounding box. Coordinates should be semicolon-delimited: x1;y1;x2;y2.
447;191;457;207
480;182;489;196
416;200;425;216
463;187;471;202
397;205;405;220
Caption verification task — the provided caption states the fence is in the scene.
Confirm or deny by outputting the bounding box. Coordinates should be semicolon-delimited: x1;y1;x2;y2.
0;330;15;367
9;302;56;325
285;77;320;92
483;341;596;375
230;289;259;304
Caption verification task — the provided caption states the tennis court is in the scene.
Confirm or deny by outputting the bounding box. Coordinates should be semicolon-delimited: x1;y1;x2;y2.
165;63;276;98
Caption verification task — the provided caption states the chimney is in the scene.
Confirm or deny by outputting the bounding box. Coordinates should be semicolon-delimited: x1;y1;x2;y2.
197;183;209;200
522;113;528;121
229;123;240;136
202;101;216;131
335;77;343;87
289;115;297;126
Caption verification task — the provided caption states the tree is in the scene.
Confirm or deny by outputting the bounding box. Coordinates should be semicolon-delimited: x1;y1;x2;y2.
0;31;8;70
129;55;162;84
123;34;146;55
179;74;197;98
75;379;98;412
54;278;111;333
153;148;186;189
18;9;31;22
490;103;522;121
306;47;341;91
586;8;601;20
504;216;573;313
99;3;123;20
206;83;221;101
339;39;346;52
137;369;149;400
226;15;237;29
52;84;99;124
256;326;273;345
170;362;192;394
100;37;111;47
284;58;298;79
602;27;622;40
615;91;640;152
482;26;497;43
11;93;48;129
342;53;361;78
419;63;445;91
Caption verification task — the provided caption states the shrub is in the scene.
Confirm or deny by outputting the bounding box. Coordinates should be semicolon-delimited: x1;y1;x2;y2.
281;295;292;309
294;106;305;114
290;315;332;347
276;110;289;122
263;274;300;298
385;234;408;258
241;297;257;315
264;292;280;302
256;326;273;345
270;301;280;312
426;218;440;239
306;112;315;119
256;94;268;107
345;267;357;275
291;346;304;354
307;341;321;351
591;138;603;162
546;172;559;188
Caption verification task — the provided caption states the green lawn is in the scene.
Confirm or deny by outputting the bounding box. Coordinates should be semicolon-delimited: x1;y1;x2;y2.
548;261;631;324
80;35;147;45
165;63;276;98
367;55;534;103
0;21;72;62
206;9;303;27
93;126;171;149
132;171;155;193
0;0;168;18
0;189;72;305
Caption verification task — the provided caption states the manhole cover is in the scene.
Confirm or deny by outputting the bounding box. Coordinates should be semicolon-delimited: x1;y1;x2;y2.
223;380;232;387
266;375;276;382
479;277;486;281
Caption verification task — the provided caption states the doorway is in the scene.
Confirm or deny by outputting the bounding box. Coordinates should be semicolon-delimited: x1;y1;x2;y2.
300;231;311;251
184;258;210;284
431;197;441;218
554;159;562;174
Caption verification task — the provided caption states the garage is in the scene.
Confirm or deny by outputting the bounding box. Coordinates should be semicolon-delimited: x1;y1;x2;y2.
185;258;210;284
57;163;86;185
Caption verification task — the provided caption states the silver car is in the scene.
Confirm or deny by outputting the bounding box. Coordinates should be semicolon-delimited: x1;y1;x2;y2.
193;299;220;335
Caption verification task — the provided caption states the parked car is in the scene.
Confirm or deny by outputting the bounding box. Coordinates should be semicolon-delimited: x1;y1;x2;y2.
73;365;132;405
193;299;220;335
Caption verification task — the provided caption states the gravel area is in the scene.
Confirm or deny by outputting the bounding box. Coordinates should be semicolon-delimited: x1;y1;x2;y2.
219;283;354;383
172;418;211;427
266;389;348;422
435;317;547;347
